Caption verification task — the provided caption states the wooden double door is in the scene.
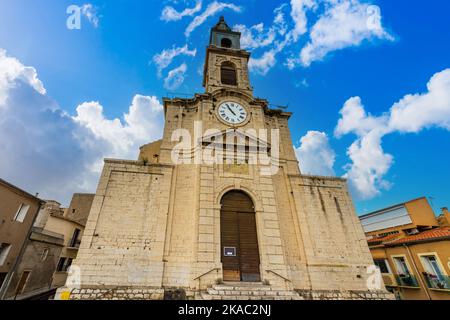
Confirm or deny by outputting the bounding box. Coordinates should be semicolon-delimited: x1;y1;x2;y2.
220;191;261;282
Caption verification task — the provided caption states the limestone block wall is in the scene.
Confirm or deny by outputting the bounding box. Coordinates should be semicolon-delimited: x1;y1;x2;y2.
263;115;300;176
272;167;310;290
191;164;218;290
289;175;375;292
73;160;173;289
162;164;199;288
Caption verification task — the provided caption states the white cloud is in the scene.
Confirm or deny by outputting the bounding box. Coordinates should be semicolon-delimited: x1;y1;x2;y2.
236;0;393;74
294;78;309;88
161;0;203;22
237;4;295;75
389;69;450;133
233;23;276;50
344;130;393;199
290;0;317;41
248;50;277;76
295;131;336;176
0;49;164;205
0;49;46;107
335;97;392;199
336;69;450;200
298;0;393;67
185;1;242;37
81;4;100;28
335;96;388;138
153;45;196;77
162;1;392;76
273;3;289;36
164;63;188;90
73;95;164;159
233;4;290;51
248;32;294;76
124;95;164;141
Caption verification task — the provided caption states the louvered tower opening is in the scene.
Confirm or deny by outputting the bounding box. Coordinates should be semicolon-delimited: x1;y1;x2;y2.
221;62;237;86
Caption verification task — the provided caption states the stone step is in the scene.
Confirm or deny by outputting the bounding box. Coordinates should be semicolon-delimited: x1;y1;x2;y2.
208;288;296;296
212;282;274;291
198;281;304;301
212;286;272;292
199;292;304;301
217;281;265;287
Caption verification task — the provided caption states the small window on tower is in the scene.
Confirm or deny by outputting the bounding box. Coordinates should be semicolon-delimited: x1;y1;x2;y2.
221;38;232;48
221;62;237;86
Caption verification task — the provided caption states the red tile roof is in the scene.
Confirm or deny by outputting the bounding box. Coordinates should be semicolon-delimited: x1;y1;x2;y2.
387;227;450;246
367;233;401;245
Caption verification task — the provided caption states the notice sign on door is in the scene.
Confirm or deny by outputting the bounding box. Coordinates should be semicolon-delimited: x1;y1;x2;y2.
224;247;237;257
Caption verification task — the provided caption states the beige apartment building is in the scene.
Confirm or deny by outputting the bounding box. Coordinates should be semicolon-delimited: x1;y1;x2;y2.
0;181;94;300
46;195;94;287
0;178;44;299
57;17;392;301
32;195;94;290
3;226;64;300
360;197;450;300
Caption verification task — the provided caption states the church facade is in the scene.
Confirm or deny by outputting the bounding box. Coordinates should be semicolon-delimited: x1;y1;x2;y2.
58;17;393;300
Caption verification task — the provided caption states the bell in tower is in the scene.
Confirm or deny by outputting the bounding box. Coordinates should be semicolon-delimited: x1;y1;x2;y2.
203;16;253;94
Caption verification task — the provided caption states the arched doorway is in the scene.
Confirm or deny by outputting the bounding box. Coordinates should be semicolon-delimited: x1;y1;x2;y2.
220;190;261;282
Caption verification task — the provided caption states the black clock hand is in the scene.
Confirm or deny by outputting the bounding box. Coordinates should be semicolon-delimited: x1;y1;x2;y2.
227;106;237;116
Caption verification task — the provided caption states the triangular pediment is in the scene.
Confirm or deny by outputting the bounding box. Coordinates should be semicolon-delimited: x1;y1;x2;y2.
200;129;271;151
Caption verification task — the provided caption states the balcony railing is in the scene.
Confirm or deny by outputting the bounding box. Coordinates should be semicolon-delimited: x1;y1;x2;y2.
423;273;450;290
395;274;420;288
67;239;81;249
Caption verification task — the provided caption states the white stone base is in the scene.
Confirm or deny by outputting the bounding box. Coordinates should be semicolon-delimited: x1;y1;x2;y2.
55;287;165;300
296;289;395;300
55;286;394;301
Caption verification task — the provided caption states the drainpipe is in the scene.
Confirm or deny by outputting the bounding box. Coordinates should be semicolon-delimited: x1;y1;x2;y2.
0;201;43;300
403;244;432;301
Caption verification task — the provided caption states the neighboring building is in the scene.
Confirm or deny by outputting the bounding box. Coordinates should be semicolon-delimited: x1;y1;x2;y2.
31;195;94;290
57;17;392;301
437;207;450;227
64;194;95;227
0;179;44;299
45;195;94;288
360;197;450;300
3;227;64;300
1;186;94;300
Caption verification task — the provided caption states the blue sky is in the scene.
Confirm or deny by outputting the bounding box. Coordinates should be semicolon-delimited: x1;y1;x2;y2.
0;0;449;215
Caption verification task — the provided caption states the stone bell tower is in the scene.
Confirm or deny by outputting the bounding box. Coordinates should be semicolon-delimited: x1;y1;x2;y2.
57;16;394;301
203;16;253;94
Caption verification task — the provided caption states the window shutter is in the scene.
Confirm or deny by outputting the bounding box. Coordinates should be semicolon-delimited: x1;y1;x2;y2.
221;66;237;86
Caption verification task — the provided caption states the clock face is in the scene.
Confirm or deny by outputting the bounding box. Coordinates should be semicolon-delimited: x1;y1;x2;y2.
218;102;248;125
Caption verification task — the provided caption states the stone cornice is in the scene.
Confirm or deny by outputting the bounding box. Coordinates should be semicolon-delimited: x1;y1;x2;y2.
289;174;348;183
104;158;174;169
163;91;292;118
